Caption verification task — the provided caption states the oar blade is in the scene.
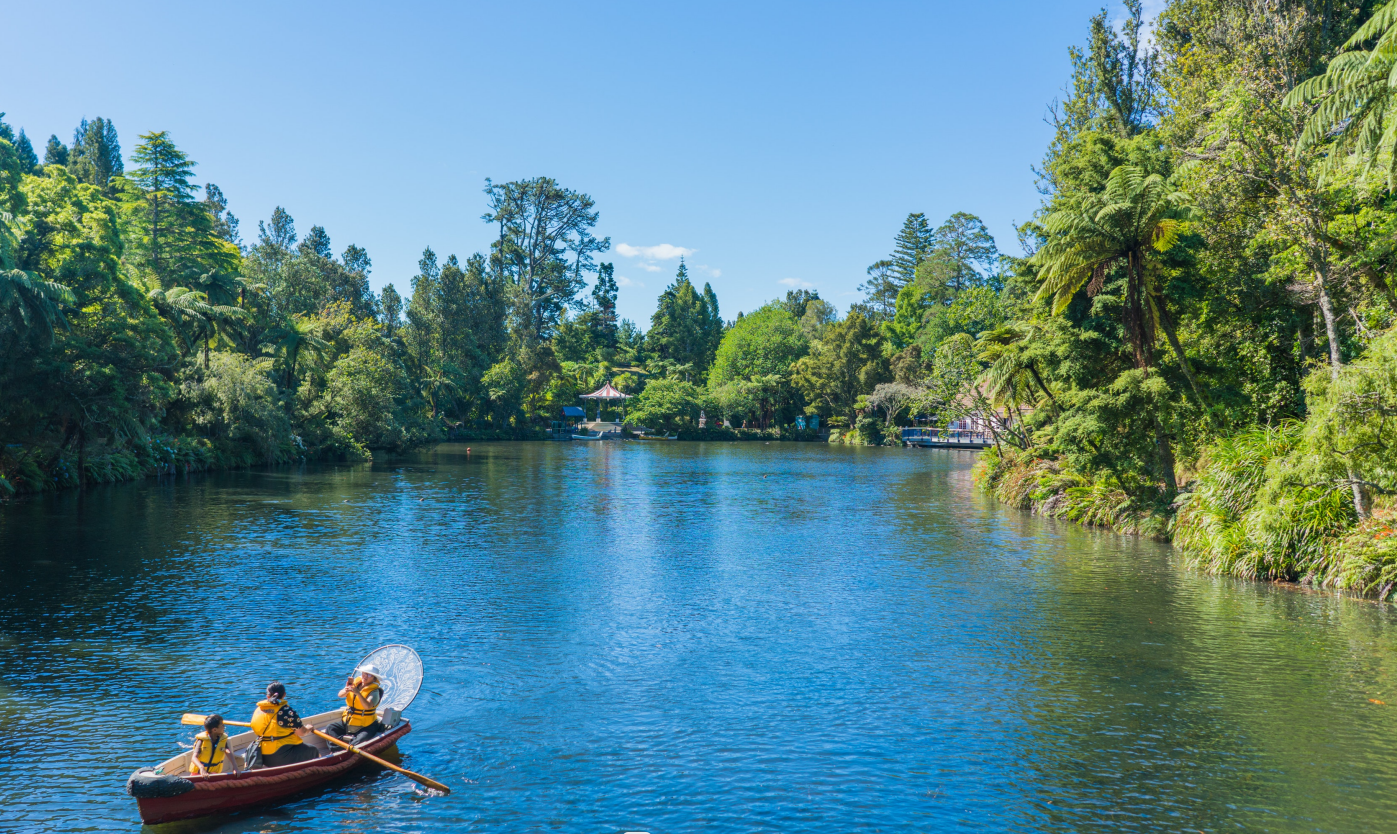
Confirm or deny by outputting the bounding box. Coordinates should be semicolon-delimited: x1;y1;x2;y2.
180;713;207;725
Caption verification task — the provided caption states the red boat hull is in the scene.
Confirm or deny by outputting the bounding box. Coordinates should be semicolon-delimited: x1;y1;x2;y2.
135;721;413;824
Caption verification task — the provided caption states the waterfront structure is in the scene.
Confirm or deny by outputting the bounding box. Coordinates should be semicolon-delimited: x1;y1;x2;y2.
580;382;631;423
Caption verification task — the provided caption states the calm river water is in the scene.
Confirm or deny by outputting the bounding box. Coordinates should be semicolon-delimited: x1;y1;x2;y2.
3;442;1397;833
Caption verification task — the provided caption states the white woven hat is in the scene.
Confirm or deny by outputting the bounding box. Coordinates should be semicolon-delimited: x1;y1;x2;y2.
356;663;386;680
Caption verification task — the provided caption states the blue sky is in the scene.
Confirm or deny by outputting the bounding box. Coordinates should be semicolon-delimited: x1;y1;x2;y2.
6;0;1131;325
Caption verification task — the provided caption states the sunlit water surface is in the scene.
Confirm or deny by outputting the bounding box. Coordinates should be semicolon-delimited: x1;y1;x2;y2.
3;442;1397;833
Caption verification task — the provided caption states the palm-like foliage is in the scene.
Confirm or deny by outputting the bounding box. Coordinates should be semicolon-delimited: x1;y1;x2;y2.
1288;1;1397;187
0;211;74;343
272;315;332;389
976;322;1058;415
147;286;245;368
1032;165;1208;411
190;268;245;308
420;364;461;420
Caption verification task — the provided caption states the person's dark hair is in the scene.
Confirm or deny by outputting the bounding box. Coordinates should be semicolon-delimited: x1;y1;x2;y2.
204;713;224;731
267;682;286;700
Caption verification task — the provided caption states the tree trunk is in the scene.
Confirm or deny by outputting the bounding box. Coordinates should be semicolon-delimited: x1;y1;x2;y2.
1156;302;1213;421
203;334;210;370
1027;364;1061;413
1154;419;1178;497
1315;267;1371;518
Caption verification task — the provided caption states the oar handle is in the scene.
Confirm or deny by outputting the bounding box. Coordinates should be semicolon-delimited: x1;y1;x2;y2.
180;713;450;794
309;729;451;794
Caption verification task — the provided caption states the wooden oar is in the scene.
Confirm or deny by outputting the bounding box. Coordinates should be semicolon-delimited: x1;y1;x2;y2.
180;713;450;794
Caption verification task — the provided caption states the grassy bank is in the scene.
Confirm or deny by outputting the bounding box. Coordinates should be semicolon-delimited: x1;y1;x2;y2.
0;433;369;496
972;446;1173;540
973;437;1397;599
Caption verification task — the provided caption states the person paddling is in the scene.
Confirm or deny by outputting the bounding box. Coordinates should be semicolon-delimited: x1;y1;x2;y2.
326;664;386;744
249;682;320;768
189;714;240;776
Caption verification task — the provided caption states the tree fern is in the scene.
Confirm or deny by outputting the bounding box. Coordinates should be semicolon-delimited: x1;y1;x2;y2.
1288;0;1397;188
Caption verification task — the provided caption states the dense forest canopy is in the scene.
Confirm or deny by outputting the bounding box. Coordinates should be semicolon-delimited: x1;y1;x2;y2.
4;0;1397;594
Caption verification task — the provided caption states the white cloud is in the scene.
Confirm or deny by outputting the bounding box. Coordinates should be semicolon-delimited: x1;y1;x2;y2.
779;277;813;288
638;263;663;272
616;243;694;260
694;264;722;278
616;275;644;288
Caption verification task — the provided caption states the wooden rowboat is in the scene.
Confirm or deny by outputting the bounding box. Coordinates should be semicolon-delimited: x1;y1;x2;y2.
128;710;411;825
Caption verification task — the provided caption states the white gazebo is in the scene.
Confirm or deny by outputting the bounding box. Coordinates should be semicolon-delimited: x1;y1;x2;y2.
581;381;631;423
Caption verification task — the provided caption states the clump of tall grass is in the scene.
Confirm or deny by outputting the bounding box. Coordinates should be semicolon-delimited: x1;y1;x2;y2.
1175;422;1362;583
1175;424;1299;578
1335;500;1397;599
974;446;1169;539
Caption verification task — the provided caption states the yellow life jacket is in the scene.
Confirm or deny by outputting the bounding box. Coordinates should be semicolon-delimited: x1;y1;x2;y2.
251;699;303;755
341;678;381;728
191;731;228;774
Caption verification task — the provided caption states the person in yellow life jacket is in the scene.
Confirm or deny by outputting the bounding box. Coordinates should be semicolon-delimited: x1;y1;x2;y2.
189;714;241;776
249;682;321;768
324;663;387;744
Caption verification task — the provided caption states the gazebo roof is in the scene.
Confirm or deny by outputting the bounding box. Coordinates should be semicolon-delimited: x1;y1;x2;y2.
581;382;631;400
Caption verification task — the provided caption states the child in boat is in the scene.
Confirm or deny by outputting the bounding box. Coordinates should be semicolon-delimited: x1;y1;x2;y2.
189;714;241;775
324;664;386;745
249;682;321;768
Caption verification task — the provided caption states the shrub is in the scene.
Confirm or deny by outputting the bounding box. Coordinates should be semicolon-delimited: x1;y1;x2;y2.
181;353;293;463
627;377;705;432
856;416;884;445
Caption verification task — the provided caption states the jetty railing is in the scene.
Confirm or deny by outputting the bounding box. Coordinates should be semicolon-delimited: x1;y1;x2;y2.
900;428;993;448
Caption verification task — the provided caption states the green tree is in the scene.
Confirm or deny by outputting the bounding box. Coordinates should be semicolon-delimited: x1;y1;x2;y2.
201;184;241;245
929;212;1000;296
708;305;808;388
4;166;177;477
483;177;609;340
627;377;705;432
273;315;331;390
647;258;720;377
591;262;619;345
69;117;123;190
180;353;291;461
1032;164;1203;491
380;283;402;338
1034;165;1204;404
793;311;891;424
146;286;243;368
859;259;899;321
14;130;37;172
43;135;68;167
890;212;932;287
1;207;75;345
1289;0;1397;187
119;131;237;289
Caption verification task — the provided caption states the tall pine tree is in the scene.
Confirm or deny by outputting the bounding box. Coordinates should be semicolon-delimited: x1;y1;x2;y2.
119;131;233;288
43;135;67;166
591;262;619;345
14;130;37;171
890;212;932;287
70;117;123;190
647;257;720;378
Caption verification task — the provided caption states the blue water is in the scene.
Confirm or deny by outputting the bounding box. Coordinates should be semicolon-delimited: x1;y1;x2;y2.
3;442;1397;832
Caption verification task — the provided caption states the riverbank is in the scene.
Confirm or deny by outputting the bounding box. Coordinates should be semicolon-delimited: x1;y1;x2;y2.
973;443;1397;600
0;434;368;496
